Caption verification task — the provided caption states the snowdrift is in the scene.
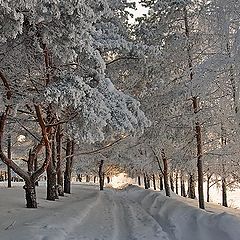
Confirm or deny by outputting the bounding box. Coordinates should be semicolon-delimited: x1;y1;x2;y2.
120;186;240;240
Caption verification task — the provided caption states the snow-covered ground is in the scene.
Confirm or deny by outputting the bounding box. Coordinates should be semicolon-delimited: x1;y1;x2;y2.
115;174;240;209
122;186;240;240
205;183;240;209
1;182;240;240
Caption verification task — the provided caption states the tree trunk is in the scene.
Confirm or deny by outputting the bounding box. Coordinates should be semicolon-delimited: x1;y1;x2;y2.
221;124;228;207
144;174;148;189
207;175;211;202
184;7;204;209
138;176;141;186
159;175;164;190
47;167;57;200
161;149;170;197
170;173;174;192
7;134;11;188
23;181;37;208
196;117;205;209
7;166;11;187
64;139;73;194
56;125;64;196
34;157;39;186
152;174;156;190
0;104;52;209
180;172;187;197
146;174;150;188
86;175;90;182
77;174;82;182
47;135;58;200
222;177;228;207
107;176;110;183
93;176;96;183
175;171;178;194
188;173;196;199
99;160;104;190
47;168;57;200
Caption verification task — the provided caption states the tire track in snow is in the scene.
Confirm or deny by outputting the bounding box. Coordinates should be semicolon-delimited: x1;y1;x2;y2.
112;194;170;240
68;191;116;240
2;185;172;240
111;193;133;240
66;189;171;240
68;189;170;240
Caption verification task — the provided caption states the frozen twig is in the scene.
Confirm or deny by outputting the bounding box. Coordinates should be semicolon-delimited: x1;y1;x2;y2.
5;220;16;230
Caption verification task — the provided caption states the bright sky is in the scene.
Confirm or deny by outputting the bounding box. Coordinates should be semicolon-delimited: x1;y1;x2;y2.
128;1;149;22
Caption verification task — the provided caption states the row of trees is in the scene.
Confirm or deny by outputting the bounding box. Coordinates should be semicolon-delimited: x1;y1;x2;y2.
1;0;240;210
104;0;240;209
0;0;150;208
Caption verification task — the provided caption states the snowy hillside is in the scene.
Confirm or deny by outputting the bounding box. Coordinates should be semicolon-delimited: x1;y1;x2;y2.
1;183;240;240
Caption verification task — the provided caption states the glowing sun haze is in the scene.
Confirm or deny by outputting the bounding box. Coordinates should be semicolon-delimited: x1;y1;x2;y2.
111;173;134;188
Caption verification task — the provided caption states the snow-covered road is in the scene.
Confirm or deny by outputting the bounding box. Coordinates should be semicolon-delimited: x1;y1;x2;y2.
1;184;169;240
1;183;240;240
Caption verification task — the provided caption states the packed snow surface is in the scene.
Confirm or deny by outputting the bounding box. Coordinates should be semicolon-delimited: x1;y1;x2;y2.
0;183;240;240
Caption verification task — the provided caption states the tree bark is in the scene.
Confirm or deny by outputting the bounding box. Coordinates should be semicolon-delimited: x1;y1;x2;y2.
47;166;57;200
56;125;64;196
146;174;150;188
7;134;11;188
64;139;74;194
144;174;148;189
23;181;37;208
34;156;39;186
161;149;170;197
184;6;205;209
86;175;90;182
170;173;174;192
138;176;141;186
195;107;205;209
159;175;164;190
206;175;211;202
221;124;228;207
77;174;82;182
222;177;228;207
180;172;187;197
99;160;104;190
47;135;58;200
188;173;196;199
152;174;156;190
175;171;178;194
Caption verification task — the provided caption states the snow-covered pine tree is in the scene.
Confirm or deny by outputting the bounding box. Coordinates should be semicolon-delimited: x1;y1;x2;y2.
0;0;149;208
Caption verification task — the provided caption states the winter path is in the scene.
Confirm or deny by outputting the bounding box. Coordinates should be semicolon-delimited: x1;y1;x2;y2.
1;183;240;240
0;183;169;240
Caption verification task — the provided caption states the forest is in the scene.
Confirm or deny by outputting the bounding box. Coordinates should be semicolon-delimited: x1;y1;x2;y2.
1;0;240;235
